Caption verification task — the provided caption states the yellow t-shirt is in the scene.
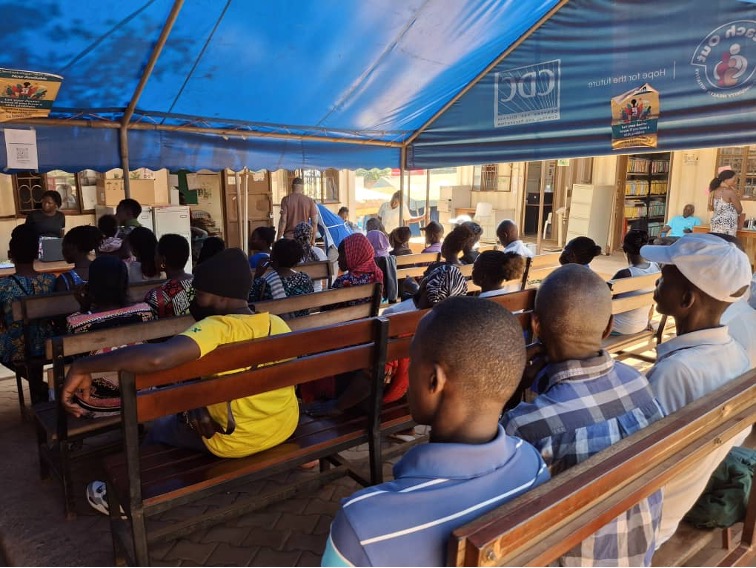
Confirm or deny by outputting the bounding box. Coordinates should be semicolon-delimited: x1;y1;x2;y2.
180;313;299;458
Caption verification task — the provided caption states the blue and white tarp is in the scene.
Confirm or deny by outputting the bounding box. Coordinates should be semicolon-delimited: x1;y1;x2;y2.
409;0;756;167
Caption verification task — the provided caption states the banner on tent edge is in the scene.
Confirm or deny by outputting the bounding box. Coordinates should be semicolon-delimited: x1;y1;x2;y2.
0;68;63;122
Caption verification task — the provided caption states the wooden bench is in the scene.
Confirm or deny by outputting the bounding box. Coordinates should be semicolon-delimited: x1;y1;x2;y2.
449;368;756;567
395;253;442;280
34;315;192;519
105;316;392;566
10;279;166;415
297;260;333;289
604;272;667;362
521;252;562;288
249;283;381;330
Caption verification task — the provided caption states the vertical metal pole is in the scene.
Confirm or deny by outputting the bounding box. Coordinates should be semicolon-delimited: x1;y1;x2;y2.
399;146;406;226
119;127;131;198
536;161;546;255
243;168;249;255
425;169;431;224
234;171;243;249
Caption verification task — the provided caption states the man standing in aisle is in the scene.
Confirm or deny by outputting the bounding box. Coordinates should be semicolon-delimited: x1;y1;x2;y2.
278;177;318;243
377;190;426;234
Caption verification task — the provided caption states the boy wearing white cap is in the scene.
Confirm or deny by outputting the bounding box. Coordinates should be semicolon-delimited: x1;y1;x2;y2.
641;233;752;546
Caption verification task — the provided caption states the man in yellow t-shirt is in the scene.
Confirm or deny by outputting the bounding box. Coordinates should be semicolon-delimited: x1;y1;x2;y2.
62;248;299;514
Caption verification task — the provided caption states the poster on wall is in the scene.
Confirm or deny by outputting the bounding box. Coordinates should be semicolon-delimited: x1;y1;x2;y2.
610;83;659;150
0;68;63;122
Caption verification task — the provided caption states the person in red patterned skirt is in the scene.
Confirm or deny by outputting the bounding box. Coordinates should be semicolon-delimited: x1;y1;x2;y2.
144;234;195;318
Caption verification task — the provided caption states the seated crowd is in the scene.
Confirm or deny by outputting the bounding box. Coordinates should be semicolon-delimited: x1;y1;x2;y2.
1;200;754;567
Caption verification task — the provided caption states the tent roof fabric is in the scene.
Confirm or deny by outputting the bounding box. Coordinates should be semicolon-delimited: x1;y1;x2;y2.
0;0;754;172
0;0;558;170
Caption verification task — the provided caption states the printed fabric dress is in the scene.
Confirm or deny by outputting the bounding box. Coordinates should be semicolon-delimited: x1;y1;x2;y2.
249;271;314;318
710;197;739;236
66;302;154;416
0;274;57;366
144;278;195;318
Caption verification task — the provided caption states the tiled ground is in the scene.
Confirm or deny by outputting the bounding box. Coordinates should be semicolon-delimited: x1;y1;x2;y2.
0;372;414;567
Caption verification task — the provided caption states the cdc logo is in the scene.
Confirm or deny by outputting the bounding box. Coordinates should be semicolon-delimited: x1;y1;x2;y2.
495;59;561;127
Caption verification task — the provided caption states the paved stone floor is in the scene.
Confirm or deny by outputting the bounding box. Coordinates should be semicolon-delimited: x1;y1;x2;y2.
0;372;412;567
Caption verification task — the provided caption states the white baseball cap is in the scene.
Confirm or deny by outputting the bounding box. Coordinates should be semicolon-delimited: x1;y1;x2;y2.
641;233;752;303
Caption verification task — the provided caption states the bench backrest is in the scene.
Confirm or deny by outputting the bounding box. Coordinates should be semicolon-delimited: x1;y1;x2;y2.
46;315;192;360
249;283;381;331
11;279;165;321
522;252;562;288
297;261;333;289
449;368;756;567
395;253;441;268
125;317;389;423
384;289;536;362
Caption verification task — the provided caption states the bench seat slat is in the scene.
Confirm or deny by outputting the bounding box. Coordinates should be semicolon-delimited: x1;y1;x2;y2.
251;283;376;314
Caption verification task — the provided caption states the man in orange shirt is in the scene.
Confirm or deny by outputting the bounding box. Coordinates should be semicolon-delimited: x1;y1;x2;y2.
278;177;318;243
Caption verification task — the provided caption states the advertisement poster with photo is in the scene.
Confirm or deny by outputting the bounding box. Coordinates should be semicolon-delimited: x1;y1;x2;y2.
0;68;63;122
611;83;660;150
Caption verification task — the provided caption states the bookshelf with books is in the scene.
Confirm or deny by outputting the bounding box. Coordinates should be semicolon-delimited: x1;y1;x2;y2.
622;152;671;238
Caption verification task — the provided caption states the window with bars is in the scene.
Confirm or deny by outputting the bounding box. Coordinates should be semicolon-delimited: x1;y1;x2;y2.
716;146;756;199
473;163;512;192
12;170;92;214
289;169;340;202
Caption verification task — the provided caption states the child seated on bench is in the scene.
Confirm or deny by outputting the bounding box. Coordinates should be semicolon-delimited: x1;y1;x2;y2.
610;230;660;335
472;250;525;298
144;234;194;318
55;225;103;291
501;264;665;567
322;297;549;567
249;238;314;318
389;226;413;256
62;249;298;515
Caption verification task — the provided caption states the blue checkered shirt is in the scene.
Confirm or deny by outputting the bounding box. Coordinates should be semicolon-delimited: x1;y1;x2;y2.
501;351;665;567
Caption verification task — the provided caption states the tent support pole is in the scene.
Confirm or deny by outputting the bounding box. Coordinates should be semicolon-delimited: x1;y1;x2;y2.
235;172;243;249
425;169;431;227
243;168;249;255
404;0;569;147
399;146;406;226
120;0;184;196
119;126;131;198
536;161;546;255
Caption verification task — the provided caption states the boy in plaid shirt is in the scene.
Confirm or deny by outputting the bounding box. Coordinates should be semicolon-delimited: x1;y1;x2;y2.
501;264;665;567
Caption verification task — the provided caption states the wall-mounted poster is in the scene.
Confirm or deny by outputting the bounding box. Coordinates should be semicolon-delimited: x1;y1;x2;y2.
611;83;659;150
0;68;63;122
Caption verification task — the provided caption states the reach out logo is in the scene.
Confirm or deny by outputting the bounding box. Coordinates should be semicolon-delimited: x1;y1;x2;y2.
691;20;756;97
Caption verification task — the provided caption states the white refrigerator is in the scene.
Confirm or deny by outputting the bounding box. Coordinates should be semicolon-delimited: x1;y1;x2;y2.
152;206;193;273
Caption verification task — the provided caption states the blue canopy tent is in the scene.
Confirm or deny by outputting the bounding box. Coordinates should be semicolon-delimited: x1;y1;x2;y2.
0;0;753;179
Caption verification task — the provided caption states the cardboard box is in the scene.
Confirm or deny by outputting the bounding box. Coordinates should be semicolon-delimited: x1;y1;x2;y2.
96;178;166;207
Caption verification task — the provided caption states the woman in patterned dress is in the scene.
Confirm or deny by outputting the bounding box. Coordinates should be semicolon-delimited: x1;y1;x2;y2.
0;225;57;403
249;238;314;318
708;170;743;237
144;234;194;318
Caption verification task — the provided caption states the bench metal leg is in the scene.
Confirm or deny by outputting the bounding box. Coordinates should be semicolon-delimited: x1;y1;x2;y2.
61;442;77;520
15;370;26;420
35;421;50;481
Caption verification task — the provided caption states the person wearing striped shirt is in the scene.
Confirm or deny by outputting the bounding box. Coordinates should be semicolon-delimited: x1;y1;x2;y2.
322;296;549;567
